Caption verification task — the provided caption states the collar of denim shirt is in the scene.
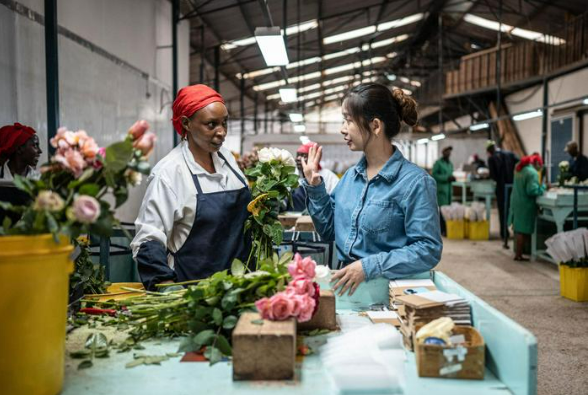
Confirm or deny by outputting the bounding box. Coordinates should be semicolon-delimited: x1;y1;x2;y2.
354;146;404;182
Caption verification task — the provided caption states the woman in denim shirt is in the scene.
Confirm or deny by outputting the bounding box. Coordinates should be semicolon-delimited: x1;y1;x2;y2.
300;83;442;296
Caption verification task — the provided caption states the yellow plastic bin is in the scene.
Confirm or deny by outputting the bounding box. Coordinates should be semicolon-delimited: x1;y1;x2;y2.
446;220;465;239
0;235;73;395
559;265;588;302
468;220;490;241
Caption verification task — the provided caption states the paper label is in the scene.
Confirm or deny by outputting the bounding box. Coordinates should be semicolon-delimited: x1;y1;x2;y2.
449;334;466;344
440;364;462;375
443;346;468;362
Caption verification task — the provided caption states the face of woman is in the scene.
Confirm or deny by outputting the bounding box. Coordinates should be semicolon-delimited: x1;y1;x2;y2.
183;102;228;153
340;100;366;152
20;135;42;167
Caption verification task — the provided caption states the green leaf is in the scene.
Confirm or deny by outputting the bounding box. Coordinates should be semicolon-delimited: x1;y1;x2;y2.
105;140;134;173
212;308;223;326
204;346;223;365
125;358;145;369
178;337;197;353
103;169;116;188
193;329;215;348
70;349;92;359
78;183;100;197
12;175;34;195
251;319;264;325
205;296;219;306
222;315;238;330
2;216;12;232
114;186;128;208
78;360;93;370
216;334;232;356
220;293;237;310
278;251;293;266
231;259;245;277
68;168;95;189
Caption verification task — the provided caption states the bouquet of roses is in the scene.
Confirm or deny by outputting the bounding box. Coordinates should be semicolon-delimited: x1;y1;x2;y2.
244;147;299;268
0;120;156;240
255;253;329;322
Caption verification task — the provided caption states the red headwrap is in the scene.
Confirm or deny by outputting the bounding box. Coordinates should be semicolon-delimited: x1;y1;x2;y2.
296;142;321;170
0;123;36;160
516;154;543;172
171;84;225;135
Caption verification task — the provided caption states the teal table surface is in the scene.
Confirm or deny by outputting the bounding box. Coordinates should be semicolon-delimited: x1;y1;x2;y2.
63;272;536;395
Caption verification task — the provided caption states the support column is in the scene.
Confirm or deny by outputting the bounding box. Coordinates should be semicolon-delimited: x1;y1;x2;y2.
44;0;59;155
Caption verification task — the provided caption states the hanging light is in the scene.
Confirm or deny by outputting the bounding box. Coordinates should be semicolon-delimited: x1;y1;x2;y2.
512;109;543;121
469;123;489;131
289;113;304;122
255;27;289;66
279;87;298;103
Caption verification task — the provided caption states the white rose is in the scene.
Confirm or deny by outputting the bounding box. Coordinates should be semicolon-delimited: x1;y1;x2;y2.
281;149;296;166
270;147;283;162
314;265;331;281
258;147;273;163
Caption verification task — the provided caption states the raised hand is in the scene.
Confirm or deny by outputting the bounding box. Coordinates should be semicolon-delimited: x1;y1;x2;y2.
300;144;323;186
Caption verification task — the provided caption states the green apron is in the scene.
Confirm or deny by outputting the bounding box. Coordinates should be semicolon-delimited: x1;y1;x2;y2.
509;165;545;235
432;158;453;206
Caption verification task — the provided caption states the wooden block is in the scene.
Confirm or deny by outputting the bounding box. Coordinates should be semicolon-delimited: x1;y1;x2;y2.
232;312;296;381
297;289;337;331
295;216;315;232
278;214;299;229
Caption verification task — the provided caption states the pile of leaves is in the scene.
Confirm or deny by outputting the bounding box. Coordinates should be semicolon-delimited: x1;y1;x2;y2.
70;237;109;296
84;253;293;364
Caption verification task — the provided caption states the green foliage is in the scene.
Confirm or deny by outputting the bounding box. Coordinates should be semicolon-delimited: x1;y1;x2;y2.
69;238;110;296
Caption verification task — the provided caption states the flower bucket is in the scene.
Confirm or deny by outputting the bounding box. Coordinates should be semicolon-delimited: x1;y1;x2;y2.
559;265;588;302
467;220;490;241
0;235;73;395
446;220;465;239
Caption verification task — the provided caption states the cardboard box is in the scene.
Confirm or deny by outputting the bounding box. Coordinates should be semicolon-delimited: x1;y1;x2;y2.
298;289;337;331
278;214;300;229
415;326;485;380
366;310;401;327
232;312;296;380
295;216;315;232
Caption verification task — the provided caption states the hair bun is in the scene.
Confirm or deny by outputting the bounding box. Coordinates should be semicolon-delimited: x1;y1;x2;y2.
392;89;418;127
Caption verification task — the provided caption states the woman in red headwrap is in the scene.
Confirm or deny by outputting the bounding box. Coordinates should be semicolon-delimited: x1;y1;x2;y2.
0;123;42;182
131;85;251;290
509;154;545;261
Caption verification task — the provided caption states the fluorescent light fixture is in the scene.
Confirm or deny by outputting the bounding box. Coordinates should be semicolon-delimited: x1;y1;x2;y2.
279;88;298;103
300;91;322;100
299;83;322;93
266;92;282;100
401;88;412;95
323;94;342;102
387;74;397;81
289;113;304;122
222;20;318;50
287;57;322;69
463;14;565;45
367;34;410;49
299;136;311;144
583;98;588;105
323;85;347;95
469;122;489;131
255;27;289;66
323;13;423;45
386;51;398;59
323;47;361;61
294;124;306;133
399;76;410;83
289;71;322;84
512;109;543;121
305;101;316;107
238;67;280;80
417;138;429;144
410;80;421;87
431;134;446;141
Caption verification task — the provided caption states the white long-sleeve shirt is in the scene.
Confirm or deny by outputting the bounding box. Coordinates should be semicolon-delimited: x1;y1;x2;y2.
130;141;247;267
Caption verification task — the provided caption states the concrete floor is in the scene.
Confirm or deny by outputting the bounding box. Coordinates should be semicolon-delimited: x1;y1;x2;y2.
436;213;588;395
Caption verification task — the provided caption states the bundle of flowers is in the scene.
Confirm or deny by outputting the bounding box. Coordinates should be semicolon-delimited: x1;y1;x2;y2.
255;253;328;322
0;120;156;240
245;147;299;268
558;160;572;187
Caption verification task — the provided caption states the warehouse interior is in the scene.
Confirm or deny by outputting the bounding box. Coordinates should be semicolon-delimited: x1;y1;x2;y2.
1;1;588;394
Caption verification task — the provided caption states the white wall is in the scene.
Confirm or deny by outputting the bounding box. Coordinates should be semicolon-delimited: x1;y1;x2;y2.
0;0;190;222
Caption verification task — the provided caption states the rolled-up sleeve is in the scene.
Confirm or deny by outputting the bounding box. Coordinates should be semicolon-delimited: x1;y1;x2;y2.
302;178;336;242
360;175;443;280
131;175;178;289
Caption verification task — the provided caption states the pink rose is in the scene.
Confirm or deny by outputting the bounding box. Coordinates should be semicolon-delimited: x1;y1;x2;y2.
295;294;316;323
287;277;316;297
288;253;316;280
133;132;156;157
269;293;295;321
128;120;150;140
72;195;101;224
51;127;77;149
93;147;106;169
255;297;273;320
54;149;87;177
80;136;99;159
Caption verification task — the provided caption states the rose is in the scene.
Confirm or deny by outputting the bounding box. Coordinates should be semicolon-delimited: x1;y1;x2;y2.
288;253;316;280
133;132;156;157
269;292;295;321
72;195;101;224
80;136;99;159
258;147;273;163
287;277;316;297
128;120;150;140
280;149;296;166
314;265;331;282
93;147;106;169
295;294;316;323
255;297;273;320
125;169;143;186
33;191;64;212
51;127;77;150
54;149;87;177
559;161;569;171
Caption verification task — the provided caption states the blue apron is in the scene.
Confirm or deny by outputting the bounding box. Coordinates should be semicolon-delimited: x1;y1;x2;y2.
169;152;252;282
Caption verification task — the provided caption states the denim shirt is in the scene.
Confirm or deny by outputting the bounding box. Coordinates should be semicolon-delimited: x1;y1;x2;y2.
302;148;443;280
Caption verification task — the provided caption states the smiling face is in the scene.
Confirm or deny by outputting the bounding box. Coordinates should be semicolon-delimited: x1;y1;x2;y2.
182;101;228;153
340;99;368;152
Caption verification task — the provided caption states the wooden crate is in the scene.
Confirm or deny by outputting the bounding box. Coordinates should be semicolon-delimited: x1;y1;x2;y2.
232;312;296;381
295;216;315;232
298;289;337;331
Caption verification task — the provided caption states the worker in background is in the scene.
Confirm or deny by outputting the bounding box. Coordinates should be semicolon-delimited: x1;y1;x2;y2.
565;141;588;182
300;83;442;296
432;146;455;236
289;141;339;211
487;141;519;244
131;85;251;291
0;123;42;221
509;154;545;261
470;154;487;171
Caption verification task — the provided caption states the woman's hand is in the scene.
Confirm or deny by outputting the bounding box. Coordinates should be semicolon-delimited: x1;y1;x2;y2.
331;260;365;296
300;144;323;186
